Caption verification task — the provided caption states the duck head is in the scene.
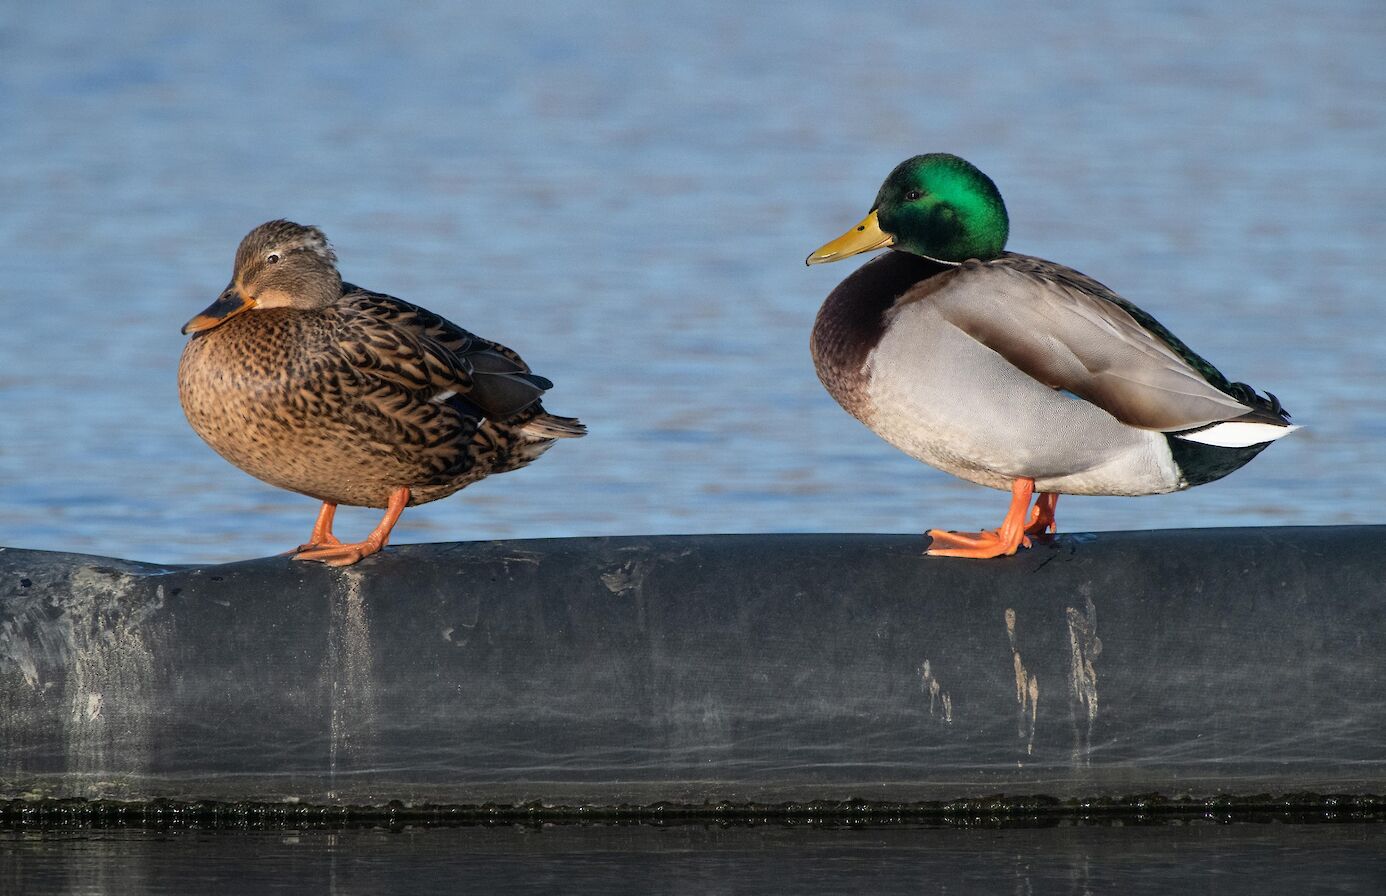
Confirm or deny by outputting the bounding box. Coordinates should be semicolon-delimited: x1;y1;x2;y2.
182;220;343;334
807;154;1009;267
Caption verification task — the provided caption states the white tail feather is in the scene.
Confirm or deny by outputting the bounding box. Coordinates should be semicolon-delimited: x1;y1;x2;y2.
1175;421;1300;448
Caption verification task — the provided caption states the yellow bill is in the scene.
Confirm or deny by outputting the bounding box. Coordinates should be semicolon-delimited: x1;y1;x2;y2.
806;210;894;265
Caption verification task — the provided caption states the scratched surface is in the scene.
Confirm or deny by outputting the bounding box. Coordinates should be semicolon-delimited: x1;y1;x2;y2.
2;529;1383;805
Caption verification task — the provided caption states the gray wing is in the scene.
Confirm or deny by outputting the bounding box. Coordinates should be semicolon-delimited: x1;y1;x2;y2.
923;256;1251;431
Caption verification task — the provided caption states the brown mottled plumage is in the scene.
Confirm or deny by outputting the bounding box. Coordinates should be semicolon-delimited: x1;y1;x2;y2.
178;220;584;566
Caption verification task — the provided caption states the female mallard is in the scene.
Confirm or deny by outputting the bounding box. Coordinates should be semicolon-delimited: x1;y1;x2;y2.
179;220;585;566
807;154;1296;559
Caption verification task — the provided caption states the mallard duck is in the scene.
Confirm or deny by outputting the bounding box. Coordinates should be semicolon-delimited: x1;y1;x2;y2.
179;220;585;566
807;154;1296;559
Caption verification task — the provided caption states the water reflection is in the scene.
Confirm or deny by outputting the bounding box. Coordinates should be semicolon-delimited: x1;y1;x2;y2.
3;820;1383;895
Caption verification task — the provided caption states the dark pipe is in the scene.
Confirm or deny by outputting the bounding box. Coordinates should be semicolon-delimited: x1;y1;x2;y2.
1;528;1383;807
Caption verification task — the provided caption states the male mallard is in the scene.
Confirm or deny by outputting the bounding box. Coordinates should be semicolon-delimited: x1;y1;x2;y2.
807;154;1296;559
179;220;585;566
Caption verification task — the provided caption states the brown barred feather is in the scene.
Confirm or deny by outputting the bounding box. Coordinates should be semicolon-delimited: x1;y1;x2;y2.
179;222;584;511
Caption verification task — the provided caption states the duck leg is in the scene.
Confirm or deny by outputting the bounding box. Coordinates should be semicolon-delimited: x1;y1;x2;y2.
294;501;343;553
1024;492;1059;538
292;487;410;567
926;478;1036;559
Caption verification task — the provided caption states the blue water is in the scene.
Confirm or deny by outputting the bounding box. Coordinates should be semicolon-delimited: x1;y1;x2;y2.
1;1;1383;564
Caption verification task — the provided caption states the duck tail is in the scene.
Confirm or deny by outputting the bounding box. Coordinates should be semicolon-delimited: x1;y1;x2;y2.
521;413;587;439
1225;382;1293;425
1174;383;1299;448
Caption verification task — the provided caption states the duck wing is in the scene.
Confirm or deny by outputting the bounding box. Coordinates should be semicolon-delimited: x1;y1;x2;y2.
337;286;552;420
924;254;1279;432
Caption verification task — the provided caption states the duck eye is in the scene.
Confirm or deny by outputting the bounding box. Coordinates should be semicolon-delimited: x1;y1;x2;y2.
905;190;923;202
265;253;281;264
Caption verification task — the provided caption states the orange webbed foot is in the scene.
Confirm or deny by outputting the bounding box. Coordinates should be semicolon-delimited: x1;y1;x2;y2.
287;488;410;569
926;528;1032;558
294;533;342;553
292;541;379;567
1023;492;1059;539
289;501;343;554
925;478;1038;560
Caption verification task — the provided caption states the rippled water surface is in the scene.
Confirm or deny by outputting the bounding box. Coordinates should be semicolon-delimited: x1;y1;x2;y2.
1;1;1383;563
4;822;1385;896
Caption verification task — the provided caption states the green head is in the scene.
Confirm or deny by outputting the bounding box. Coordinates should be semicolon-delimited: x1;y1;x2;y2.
875;154;1008;263
807;153;1009;266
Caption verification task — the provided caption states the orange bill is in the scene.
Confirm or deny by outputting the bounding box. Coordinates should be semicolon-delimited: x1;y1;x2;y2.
182;288;255;334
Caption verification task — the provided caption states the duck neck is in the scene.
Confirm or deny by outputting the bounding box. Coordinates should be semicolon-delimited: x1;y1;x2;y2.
811;251;951;418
